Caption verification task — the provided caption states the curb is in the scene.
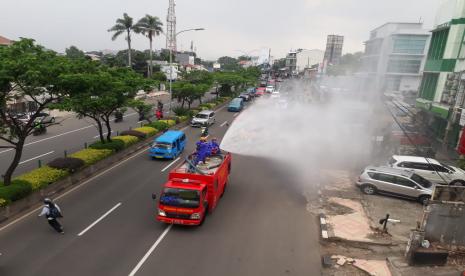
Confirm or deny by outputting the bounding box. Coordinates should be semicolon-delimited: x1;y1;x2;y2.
319;213;329;239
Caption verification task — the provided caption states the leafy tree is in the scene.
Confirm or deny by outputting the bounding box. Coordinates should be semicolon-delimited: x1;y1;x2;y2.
238;55;251;61
213;72;246;97
108;13;135;68
112;50;150;75
272;58;286;71
134;14;163;77
100;54;124;67
128;99;153;123
217;56;240;71
326;52;363;76
0;39;74;185
60;65;147;143
172;81;210;108
65;45;86;59
152;71;167;82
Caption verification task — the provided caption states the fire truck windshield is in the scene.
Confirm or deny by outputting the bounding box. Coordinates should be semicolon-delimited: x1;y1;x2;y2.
160;188;200;208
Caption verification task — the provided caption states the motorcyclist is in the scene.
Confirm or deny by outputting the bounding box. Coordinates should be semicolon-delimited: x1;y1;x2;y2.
114;110;123;122
200;125;209;138
38;198;64;234
33;121;46;135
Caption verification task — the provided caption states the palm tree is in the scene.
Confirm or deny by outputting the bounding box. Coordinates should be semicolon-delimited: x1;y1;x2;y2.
134;14;163;77
108;13;134;67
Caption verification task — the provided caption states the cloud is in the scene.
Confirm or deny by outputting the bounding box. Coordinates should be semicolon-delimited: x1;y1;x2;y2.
0;0;439;60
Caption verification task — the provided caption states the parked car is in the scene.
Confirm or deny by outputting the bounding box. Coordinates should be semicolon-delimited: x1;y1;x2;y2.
228;98;244;112
239;93;251;101
17;114;33;124
388;155;465;185
255;87;266;97
357;166;433;205
36;113;55;124
191;110;215;127
265;85;275;93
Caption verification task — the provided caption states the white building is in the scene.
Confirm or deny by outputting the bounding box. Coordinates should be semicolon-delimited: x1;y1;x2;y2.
286;49;325;74
359;22;430;93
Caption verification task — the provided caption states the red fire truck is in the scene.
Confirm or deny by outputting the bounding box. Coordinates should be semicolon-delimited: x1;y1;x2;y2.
154;152;232;226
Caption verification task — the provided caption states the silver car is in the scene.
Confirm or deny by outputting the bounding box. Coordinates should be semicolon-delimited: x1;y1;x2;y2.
190;110;215;127
356;166;433;205
389;155;465;186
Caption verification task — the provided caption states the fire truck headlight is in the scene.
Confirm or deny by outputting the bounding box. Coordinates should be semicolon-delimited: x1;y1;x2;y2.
190;213;201;220
158;209;166;217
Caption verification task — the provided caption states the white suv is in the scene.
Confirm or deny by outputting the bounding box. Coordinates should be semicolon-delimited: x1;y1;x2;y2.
190;110;215;127
388;155;465;186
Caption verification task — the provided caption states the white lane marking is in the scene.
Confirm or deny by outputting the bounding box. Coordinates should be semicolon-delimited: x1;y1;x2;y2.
128;224;172;276
0;113;138;155
180;126;188;131
0;146;149;233
93;131;113;139
233;113;239;117
137;120;144;123
220;121;228;127
216;105;227;112
77;203;122;236
19;151;54;165
161;157;180;172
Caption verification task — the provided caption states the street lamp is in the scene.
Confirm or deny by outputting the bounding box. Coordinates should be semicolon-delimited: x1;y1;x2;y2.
166;28;205;117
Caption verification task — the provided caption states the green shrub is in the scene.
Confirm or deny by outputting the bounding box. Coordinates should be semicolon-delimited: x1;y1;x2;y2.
16;167;69;191
159;119;176;127
173;107;190;116
177;116;189;122
147;121;169;131
70;148;113;166
120;130;146;139
48;157;85;172
0;179;33;204
134;127;158;136
89;139;125;152
113;135;139;147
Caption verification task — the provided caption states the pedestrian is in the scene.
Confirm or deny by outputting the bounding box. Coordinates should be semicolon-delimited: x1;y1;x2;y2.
38;198;64;234
156;109;163;120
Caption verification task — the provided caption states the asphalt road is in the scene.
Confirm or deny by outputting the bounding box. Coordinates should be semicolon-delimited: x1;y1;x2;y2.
0;94;321;276
0;92;217;176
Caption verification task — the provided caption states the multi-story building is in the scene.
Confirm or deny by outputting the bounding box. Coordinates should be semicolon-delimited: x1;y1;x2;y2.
285;51;297;74
359;23;430;93
285;49;324;75
324;35;344;65
415;0;465;152
175;51;195;66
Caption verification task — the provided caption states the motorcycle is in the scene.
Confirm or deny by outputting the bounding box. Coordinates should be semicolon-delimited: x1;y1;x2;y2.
200;126;209;138
33;123;47;136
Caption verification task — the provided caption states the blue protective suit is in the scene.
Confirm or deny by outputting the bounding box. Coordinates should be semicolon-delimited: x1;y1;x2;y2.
210;140;220;154
195;141;210;164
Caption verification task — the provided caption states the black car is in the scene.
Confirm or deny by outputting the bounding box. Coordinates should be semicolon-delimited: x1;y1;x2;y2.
239;93;251;101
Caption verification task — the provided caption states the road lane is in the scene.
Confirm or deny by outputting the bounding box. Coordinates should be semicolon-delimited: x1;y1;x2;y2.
0;96;321;276
135;155;321;276
0;104;235;276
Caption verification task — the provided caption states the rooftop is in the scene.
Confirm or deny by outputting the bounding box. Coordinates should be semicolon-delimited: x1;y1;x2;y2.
0;35;13;46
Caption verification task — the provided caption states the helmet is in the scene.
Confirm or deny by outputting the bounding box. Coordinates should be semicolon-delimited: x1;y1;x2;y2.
44;198;52;204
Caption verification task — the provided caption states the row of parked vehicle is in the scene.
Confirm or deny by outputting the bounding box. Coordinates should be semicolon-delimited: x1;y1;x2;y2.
357;155;465;204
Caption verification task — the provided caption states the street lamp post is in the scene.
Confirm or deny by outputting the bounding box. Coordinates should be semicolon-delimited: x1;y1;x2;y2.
166;28;205;117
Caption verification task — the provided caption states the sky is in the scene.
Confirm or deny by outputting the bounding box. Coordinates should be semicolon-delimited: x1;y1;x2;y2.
0;0;440;61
